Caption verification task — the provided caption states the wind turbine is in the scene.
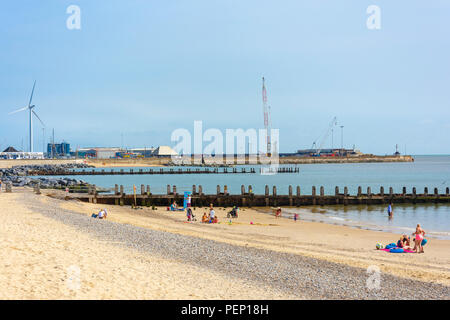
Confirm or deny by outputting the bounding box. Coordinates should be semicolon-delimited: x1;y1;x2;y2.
9;81;45;152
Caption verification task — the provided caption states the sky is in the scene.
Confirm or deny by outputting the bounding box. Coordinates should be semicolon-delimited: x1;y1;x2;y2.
0;0;449;155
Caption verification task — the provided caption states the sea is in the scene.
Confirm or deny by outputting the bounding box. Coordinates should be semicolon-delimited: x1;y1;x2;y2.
50;155;450;239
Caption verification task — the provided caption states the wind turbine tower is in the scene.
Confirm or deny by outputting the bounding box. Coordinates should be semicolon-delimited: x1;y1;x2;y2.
9;81;45;152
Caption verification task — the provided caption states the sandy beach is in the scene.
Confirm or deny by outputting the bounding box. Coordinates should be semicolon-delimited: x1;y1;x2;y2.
1;188;449;299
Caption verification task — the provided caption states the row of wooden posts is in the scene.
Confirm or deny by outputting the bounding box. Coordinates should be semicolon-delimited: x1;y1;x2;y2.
79;183;450;207
33;166;300;176
87;184;450;197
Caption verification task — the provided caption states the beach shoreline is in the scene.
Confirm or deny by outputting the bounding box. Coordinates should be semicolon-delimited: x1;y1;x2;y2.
1;187;449;299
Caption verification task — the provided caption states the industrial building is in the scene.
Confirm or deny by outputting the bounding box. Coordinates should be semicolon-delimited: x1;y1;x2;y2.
74;146;177;159
47;142;70;157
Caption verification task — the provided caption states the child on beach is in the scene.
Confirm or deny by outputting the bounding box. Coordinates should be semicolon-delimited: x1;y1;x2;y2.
275;207;281;218
186;208;192;221
202;213;208;223
294;213;299;222
209;208;215;223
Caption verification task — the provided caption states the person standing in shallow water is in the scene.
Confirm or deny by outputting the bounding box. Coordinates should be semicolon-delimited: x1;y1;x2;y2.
387;203;393;218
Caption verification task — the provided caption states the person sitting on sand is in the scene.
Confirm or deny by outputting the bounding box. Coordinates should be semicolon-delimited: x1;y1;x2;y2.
402;234;411;247
202;213;208;223
397;235;411;250
209;208;215;223
413;224;426;253
213;216;218;224
98;209;107;219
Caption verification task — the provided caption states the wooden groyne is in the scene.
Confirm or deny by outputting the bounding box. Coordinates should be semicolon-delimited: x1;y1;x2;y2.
61;184;450;207
29;167;299;176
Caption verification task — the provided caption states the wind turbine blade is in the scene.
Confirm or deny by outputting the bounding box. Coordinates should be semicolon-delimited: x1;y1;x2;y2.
8;106;28;115
32;110;45;127
28;80;36;107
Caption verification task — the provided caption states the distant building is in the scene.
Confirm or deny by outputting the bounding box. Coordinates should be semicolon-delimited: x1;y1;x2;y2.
47;142;70;157
75;148;97;158
152;146;178;157
73;146;178;159
279;148;361;157
0;146;44;159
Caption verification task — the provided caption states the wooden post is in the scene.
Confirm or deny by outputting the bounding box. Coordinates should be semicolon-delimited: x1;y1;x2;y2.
357;186;362;197
167;185;171;195
217;185;221;195
265;185;269;206
173;185;177;195
192;185;197;195
241;185;245;195
119;185;124;206
224;185;228;195
297;186;300;197
146;185;150;195
198;185;203;195
380;186;384;196
288;185;293;206
335;186;339;196
115;184;119;195
446;187;449;196
272;186;277;206
248;185;253;194
343;186;348;206
312;186;316;205
141;184;145;195
424;187;428;196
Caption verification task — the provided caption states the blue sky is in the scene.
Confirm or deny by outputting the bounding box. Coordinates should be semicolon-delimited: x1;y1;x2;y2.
0;0;449;154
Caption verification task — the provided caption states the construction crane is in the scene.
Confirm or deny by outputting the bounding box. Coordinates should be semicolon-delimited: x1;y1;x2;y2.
262;77;271;156
311;116;337;156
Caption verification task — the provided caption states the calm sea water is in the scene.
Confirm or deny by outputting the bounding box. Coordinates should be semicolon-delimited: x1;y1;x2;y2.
50;155;450;238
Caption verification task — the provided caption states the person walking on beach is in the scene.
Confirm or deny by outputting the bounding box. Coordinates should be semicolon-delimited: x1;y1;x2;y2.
387;203;393;218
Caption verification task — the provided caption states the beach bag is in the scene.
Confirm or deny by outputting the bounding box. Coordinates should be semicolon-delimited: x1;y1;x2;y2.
385;243;396;249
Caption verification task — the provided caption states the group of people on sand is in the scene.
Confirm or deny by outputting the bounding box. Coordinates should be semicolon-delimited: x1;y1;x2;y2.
184;203;218;223
395;224;427;253
201;204;218;223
